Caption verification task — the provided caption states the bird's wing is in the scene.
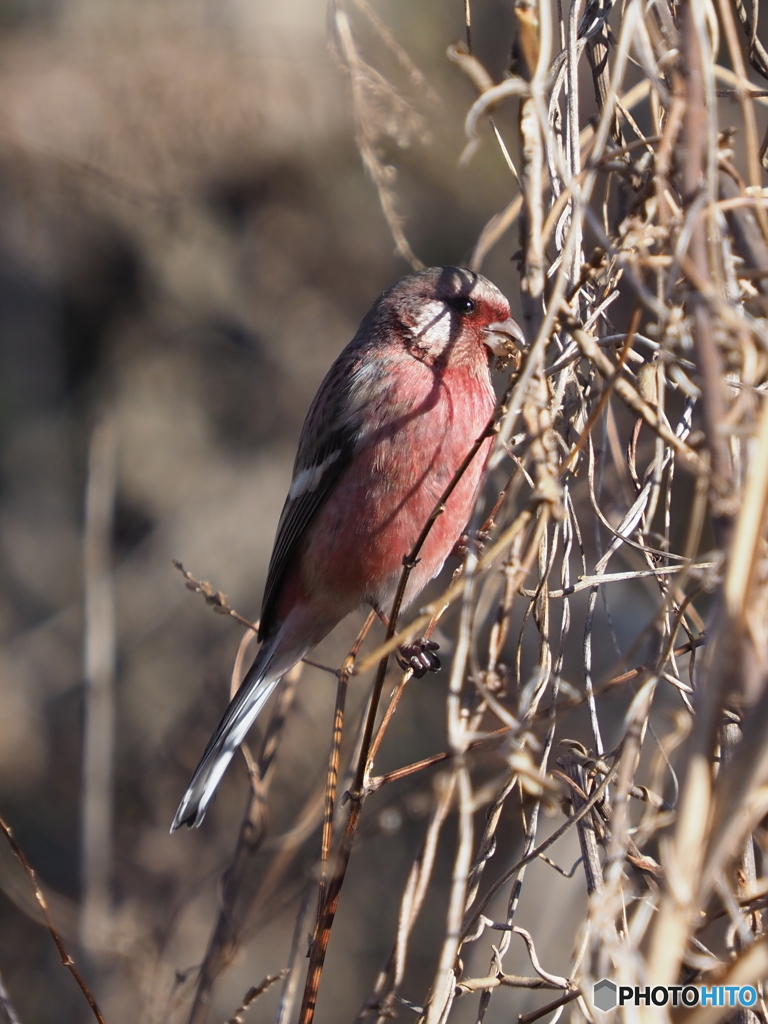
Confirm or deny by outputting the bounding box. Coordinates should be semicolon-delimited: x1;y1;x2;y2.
258;353;377;640
258;425;358;639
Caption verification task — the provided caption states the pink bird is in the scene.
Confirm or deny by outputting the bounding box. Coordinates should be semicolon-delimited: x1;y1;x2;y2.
172;266;524;829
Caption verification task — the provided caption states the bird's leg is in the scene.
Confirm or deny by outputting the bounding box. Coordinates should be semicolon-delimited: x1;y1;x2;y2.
371;605;441;678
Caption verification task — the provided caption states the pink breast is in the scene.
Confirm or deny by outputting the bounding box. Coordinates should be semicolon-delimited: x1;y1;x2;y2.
298;362;495;615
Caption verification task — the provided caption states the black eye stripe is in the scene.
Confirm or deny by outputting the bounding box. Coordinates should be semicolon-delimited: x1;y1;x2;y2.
446;295;476;314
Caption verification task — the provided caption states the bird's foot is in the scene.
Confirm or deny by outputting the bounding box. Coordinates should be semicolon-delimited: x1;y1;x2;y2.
452;525;493;560
396;638;441;678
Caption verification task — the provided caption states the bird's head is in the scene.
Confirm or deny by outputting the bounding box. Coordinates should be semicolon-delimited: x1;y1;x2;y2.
375;266;526;369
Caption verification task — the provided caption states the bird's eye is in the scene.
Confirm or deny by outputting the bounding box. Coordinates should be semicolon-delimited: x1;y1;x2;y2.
446;295;476;315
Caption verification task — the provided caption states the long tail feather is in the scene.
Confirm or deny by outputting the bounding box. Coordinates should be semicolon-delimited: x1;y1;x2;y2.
171;637;296;830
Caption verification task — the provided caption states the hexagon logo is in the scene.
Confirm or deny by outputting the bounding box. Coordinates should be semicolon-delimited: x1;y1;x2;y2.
593;979;618;1012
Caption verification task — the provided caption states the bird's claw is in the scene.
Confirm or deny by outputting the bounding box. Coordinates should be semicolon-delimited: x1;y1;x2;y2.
396;638;441;678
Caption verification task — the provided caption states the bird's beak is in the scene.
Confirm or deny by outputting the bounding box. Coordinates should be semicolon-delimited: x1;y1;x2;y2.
483;316;527;357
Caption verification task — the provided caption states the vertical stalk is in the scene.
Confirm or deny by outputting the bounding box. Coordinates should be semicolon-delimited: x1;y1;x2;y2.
81;417;117;953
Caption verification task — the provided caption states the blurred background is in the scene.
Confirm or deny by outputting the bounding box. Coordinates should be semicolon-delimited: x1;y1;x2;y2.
0;0;560;1021
4;0;760;1021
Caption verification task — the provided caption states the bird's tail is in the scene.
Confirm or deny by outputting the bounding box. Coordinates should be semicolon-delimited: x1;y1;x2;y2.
171;636;300;830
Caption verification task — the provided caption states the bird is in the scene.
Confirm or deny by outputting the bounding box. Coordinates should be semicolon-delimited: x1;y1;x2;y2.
172;266;525;830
